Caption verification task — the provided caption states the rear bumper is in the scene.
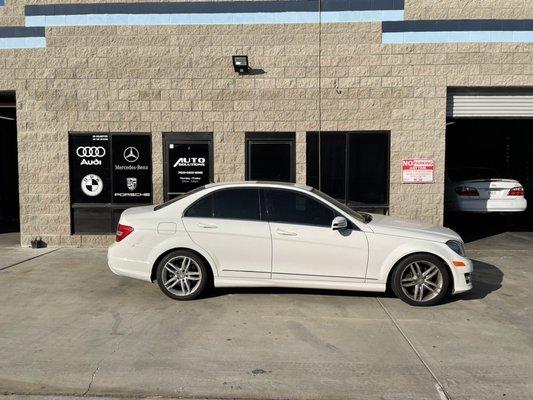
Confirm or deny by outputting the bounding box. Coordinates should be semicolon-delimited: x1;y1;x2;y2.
107;242;152;282
450;197;527;213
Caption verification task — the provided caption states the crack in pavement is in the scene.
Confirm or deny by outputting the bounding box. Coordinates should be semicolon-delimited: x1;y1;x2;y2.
82;363;101;397
376;298;452;400
81;317;143;397
82;335;127;397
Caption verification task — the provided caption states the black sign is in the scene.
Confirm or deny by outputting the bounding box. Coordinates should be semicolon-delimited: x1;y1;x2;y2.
167;143;210;195
69;134;111;203
112;135;152;204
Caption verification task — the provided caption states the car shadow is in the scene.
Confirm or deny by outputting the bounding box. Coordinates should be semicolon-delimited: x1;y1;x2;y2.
444;212;532;243
440;258;503;304
205;286;395;300
204;259;503;303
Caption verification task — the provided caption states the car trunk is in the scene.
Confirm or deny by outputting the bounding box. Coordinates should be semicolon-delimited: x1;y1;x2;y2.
458;179;520;199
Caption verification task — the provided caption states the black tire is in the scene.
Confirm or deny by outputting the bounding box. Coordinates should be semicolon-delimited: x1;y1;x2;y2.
391;254;450;306
156;250;209;300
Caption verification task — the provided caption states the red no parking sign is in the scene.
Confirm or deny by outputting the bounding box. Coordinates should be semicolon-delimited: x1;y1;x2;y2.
402;159;435;183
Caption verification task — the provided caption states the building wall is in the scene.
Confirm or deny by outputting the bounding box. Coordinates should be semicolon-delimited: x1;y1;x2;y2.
405;0;533;20
0;0;533;247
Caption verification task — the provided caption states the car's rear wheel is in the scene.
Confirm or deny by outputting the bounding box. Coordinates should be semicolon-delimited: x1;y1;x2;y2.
391;254;450;306
156;250;208;300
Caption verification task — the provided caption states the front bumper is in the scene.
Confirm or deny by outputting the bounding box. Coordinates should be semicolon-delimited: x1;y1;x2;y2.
449;256;474;294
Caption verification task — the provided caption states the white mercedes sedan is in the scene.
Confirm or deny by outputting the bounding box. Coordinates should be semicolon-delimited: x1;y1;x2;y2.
108;182;473;306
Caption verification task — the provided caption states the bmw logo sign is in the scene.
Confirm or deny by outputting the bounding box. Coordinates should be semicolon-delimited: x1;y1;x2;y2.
81;174;104;197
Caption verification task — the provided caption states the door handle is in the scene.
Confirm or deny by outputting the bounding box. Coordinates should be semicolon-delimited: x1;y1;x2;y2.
198;222;218;229
276;229;297;236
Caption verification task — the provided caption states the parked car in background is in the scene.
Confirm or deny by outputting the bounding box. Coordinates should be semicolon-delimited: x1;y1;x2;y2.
108;182;473;306
445;167;527;213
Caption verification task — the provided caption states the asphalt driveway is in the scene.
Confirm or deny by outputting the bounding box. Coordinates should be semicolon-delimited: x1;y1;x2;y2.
0;233;532;400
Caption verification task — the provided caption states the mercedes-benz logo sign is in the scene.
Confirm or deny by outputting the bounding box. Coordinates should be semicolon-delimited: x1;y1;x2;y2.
123;147;139;163
76;146;106;158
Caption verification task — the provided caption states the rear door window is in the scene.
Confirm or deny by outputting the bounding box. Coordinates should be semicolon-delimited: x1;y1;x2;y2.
184;194;213;217
185;188;261;221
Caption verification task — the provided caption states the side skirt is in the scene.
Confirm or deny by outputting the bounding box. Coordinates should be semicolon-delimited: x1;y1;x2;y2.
214;277;386;293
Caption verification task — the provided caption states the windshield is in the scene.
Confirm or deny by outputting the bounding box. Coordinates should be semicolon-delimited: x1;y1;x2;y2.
447;168;502;182
154;186;206;211
311;189;367;223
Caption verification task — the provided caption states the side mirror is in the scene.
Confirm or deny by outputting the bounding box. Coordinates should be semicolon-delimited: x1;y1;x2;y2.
331;216;348;231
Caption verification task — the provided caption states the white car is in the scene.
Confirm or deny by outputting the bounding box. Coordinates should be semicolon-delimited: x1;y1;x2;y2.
445;167;527;213
108;182;473;306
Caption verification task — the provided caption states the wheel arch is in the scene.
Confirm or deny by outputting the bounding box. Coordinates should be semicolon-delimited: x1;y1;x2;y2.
150;247;215;286
385;251;455;294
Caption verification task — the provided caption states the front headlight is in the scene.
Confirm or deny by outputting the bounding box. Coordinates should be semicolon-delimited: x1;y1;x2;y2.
446;240;465;256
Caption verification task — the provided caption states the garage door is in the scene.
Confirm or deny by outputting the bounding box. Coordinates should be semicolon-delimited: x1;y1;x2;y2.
447;88;533;118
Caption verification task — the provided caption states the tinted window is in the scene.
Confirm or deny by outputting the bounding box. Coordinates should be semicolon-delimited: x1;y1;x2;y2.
248;142;293;182
185;188;261;220
306;131;390;212
185;194;213;218
213;189;260;220
267;189;335;227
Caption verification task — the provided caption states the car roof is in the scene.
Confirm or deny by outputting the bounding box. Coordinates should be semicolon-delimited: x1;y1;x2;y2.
204;181;313;191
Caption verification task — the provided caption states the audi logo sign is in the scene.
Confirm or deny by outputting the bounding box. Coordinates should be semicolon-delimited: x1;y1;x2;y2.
76;146;106;158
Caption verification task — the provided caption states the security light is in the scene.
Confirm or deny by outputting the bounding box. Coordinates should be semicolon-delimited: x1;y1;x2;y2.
232;55;249;74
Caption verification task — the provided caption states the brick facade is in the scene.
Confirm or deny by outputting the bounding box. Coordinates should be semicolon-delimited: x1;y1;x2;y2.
1;0;533;247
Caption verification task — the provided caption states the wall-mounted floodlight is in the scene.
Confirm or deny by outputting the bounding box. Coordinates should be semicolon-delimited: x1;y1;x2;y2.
232;55;249;74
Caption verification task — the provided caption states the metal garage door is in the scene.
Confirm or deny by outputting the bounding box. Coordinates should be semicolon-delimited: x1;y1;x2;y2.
447;88;533;118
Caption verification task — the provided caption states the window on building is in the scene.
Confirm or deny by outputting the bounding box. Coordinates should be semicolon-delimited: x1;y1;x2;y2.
163;133;213;201
306;131;390;214
69;133;153;234
245;132;295;182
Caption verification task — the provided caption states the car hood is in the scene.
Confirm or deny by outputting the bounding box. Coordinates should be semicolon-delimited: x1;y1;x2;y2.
366;214;462;243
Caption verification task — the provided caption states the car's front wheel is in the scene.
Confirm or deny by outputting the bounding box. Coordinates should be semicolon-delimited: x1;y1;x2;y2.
156;250;209;300
391;254;450;306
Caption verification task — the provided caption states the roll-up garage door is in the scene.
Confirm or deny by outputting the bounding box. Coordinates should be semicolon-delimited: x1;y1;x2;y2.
447;88;533;118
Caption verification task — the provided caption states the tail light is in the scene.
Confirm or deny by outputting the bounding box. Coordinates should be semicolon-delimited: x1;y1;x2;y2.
455;186;479;196
116;224;134;242
508;187;524;196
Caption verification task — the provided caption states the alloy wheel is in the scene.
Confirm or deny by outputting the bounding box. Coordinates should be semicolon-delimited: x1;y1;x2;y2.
400;261;443;303
161;256;203;297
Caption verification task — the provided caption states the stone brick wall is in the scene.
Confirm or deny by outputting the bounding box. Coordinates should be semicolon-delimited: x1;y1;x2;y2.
405;0;533;20
1;0;533;247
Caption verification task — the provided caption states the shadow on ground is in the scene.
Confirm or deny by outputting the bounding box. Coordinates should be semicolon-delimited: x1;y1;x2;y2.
206;286;395;299
204;258;503;304
456;258;504;301
444;212;532;243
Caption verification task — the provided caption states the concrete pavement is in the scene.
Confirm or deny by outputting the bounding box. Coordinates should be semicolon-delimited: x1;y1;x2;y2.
0;233;532;400
0;233;57;270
